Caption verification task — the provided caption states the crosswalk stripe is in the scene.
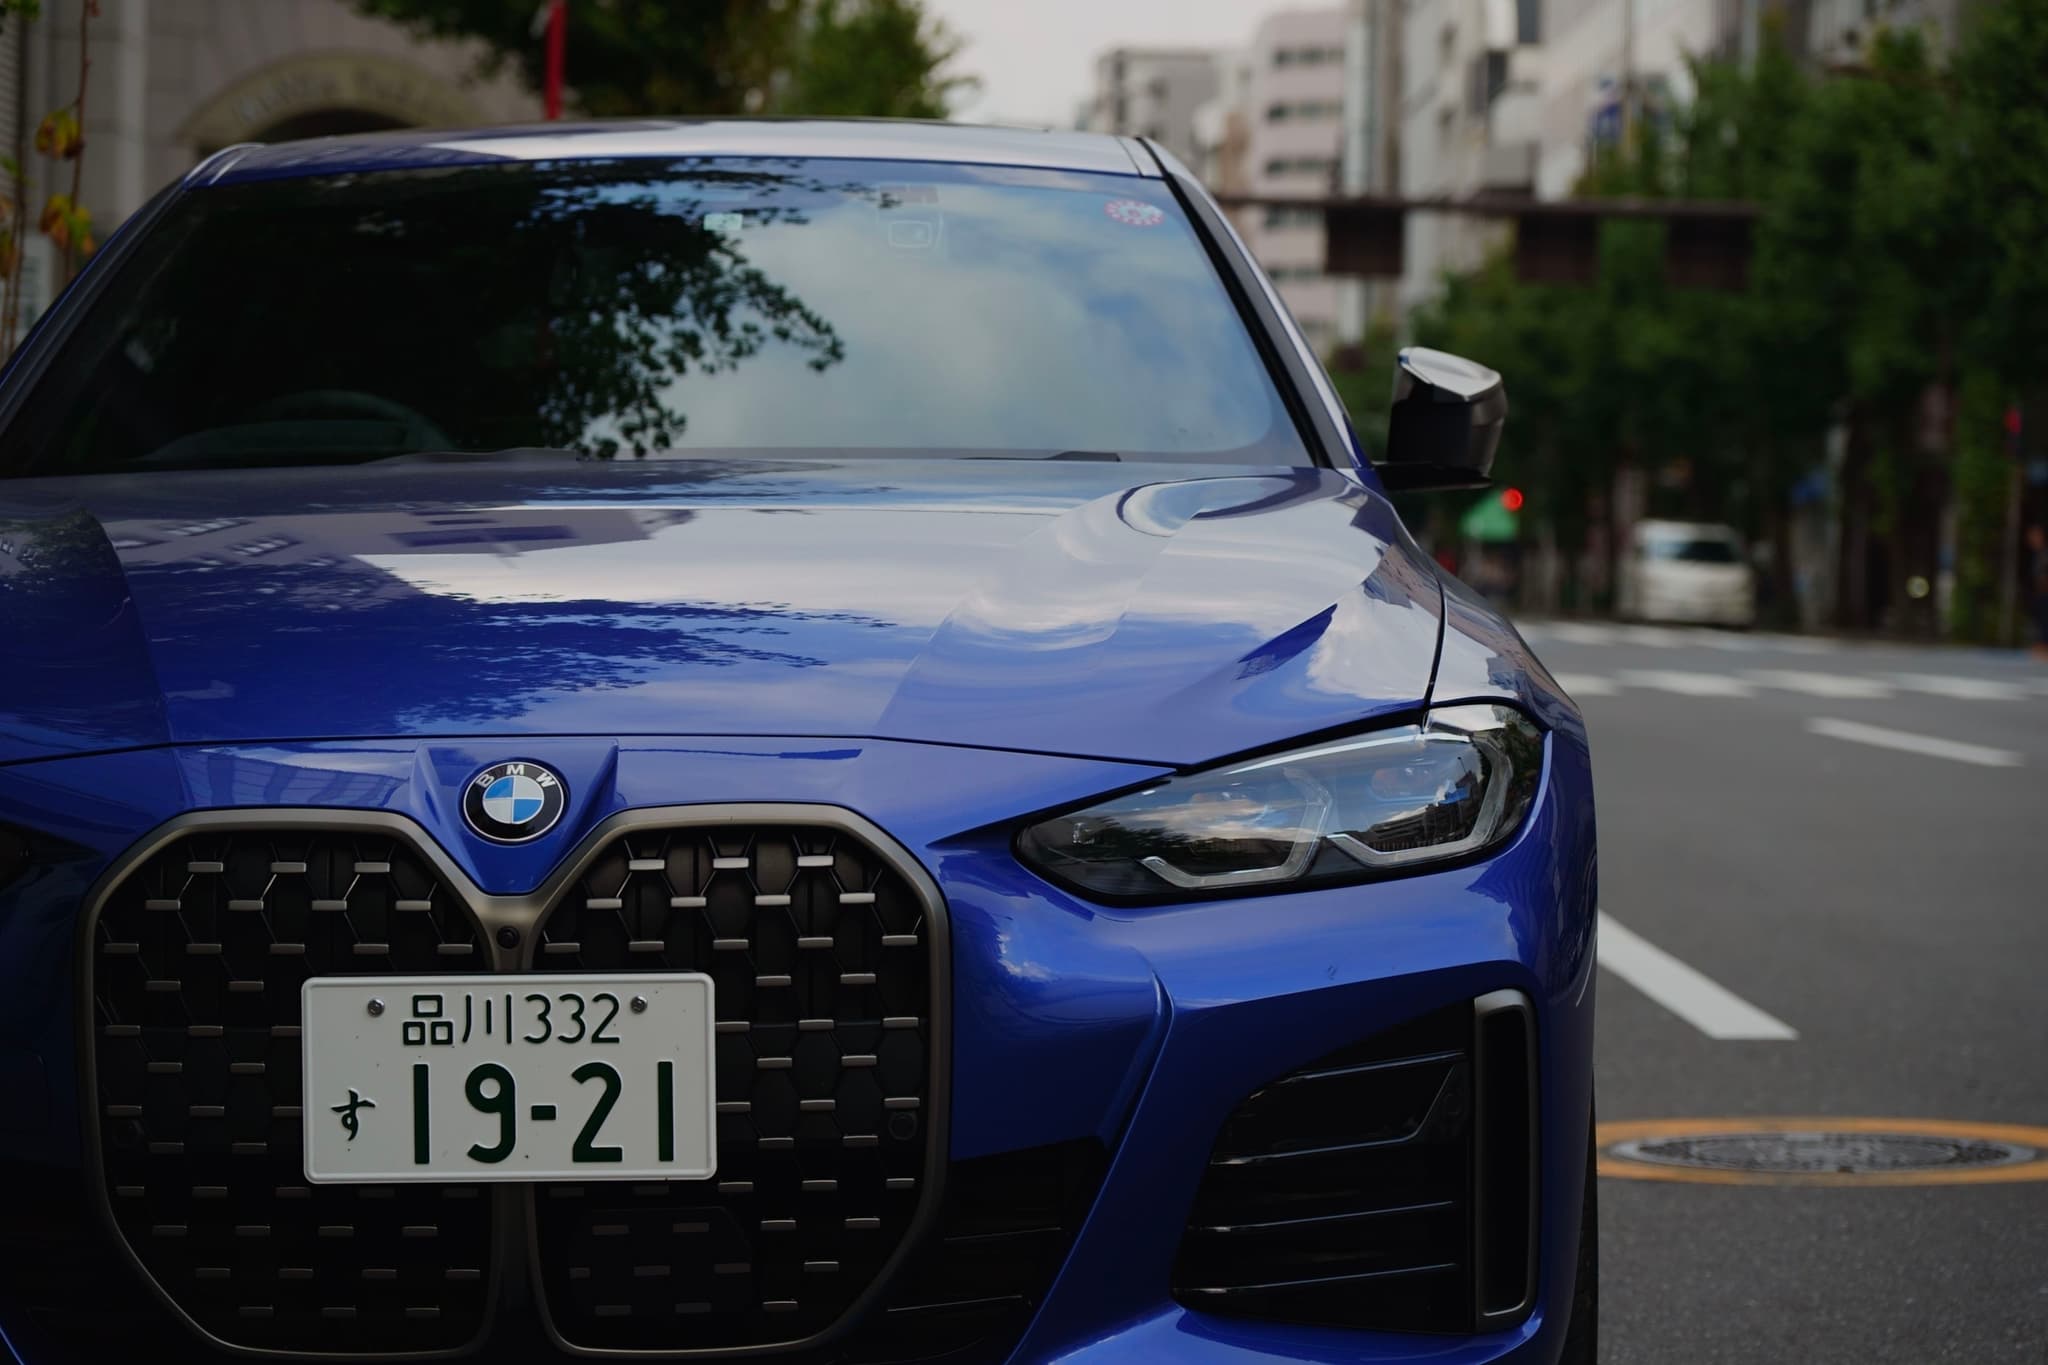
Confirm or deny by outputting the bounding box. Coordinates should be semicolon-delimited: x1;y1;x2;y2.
1886;673;2033;702
1806;718;2022;768
1561;668;2039;705
1516;620;1841;654
1616;669;1757;698
1744;669;1894;700
1598;912;1797;1041
1538;622;1621;646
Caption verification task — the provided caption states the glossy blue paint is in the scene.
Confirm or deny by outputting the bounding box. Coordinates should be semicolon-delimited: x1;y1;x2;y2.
1433;573;1582;739
0;723;1593;1364
0;638;1592;1365
0;122;1594;1364
0;461;1444;768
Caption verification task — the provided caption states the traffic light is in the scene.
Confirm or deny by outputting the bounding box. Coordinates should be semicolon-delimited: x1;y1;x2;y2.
1459;486;1522;543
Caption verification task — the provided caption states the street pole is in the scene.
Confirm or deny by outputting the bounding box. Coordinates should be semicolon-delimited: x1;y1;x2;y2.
1997;412;2023;647
543;0;566;120
1338;0;1372;342
1620;0;1635;144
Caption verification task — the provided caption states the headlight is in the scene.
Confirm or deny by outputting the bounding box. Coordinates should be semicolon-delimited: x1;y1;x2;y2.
1016;704;1544;899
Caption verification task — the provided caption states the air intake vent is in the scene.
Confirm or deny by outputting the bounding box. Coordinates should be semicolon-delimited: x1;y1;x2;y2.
845;1139;1106;1363
1171;995;1537;1335
1473;989;1536;1322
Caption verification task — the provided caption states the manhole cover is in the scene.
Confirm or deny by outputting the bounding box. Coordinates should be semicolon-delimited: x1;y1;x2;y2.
1596;1118;2048;1186
1610;1131;2034;1175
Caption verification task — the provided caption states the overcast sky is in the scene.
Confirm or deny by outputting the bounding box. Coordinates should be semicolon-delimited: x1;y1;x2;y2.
925;0;1272;127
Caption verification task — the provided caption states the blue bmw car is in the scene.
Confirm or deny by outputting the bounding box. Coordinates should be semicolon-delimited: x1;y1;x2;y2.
0;121;1596;1364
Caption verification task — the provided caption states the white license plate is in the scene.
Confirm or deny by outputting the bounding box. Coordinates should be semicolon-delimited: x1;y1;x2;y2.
301;973;716;1183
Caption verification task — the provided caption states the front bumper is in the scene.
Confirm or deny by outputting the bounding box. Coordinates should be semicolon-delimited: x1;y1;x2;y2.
1638;589;1755;626
0;726;1596;1364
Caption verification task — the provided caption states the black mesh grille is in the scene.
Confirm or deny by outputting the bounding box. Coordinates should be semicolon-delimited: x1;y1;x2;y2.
90;829;493;1353
531;822;936;1352
1171;1003;1477;1334
8;1142;1099;1365
841;1140;1104;1364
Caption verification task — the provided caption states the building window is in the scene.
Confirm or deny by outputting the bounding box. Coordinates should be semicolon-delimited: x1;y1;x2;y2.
1465;51;1508;116
1517;0;1541;43
1266;99;1345;122
1273;44;1345;68
1263;205;1323;229
1263;156;1338;178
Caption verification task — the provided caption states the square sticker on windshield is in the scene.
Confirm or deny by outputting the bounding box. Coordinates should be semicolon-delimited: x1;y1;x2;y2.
888;219;939;250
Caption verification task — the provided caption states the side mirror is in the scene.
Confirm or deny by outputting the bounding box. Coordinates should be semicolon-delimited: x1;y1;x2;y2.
1375;347;1507;492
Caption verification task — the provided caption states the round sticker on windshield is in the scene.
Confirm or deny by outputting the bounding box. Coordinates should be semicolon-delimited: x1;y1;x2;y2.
1104;198;1166;228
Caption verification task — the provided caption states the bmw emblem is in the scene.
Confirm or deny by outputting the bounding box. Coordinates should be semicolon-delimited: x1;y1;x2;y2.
462;760;567;844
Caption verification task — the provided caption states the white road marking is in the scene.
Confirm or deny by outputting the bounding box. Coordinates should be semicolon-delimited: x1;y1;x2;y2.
1519;621;1844;653
1544;622;1624;646
1598;912;1798;1041
1807;717;2022;768
1748;632;1838;655
1615;624;1689;648
1681;631;1761;652
1886;673;2032;702
1744;668;1895;700
1616;668;1757;698
1552;673;1621;697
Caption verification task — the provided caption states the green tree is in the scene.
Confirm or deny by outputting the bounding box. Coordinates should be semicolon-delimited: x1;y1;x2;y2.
1392;7;2048;637
352;0;970;119
1948;0;2048;392
775;0;972;119
1945;0;2048;640
2;0;101;354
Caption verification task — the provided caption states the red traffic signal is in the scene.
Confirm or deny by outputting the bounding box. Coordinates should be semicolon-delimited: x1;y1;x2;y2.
1501;487;1525;512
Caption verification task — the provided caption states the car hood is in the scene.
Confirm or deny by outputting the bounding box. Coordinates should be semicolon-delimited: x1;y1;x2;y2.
0;459;1445;767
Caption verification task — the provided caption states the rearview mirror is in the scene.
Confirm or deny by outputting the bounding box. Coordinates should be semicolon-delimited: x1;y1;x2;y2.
1375;347;1506;492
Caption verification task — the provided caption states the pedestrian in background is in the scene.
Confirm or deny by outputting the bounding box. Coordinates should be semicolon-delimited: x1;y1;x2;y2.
2029;525;2048;661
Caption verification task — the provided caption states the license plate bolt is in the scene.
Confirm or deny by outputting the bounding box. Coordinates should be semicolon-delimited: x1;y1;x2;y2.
631;995;648;1013
366;998;385;1017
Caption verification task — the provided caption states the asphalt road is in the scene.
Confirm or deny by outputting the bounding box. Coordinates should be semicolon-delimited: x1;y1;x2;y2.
1509;621;2048;1364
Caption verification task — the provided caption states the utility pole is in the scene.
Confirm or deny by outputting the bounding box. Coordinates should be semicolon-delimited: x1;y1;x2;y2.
1620;0;1635;144
1338;0;1374;343
1997;405;2024;646
536;0;566;120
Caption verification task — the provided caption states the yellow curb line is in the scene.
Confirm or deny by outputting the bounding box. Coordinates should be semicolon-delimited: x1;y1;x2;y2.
1596;1116;2048;1187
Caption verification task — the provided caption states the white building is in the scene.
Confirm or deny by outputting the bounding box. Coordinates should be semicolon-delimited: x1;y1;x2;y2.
1079;47;1220;169
1394;0;1545;314
1533;0;1745;201
1805;0;1967;65
1234;8;1352;353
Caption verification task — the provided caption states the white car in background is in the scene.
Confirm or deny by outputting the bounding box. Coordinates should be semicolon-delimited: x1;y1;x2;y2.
1619;519;1757;627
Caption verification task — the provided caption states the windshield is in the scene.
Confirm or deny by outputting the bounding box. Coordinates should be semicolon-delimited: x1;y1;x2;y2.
1644;536;1742;564
2;158;1313;476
